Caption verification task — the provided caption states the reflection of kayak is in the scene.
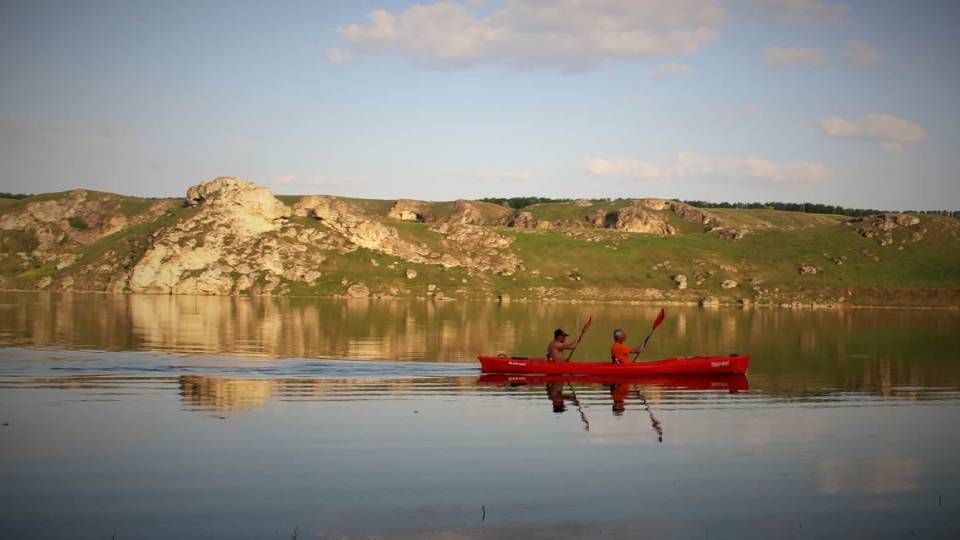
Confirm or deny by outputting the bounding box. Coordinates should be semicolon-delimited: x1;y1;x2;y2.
477;373;749;392
478;354;750;375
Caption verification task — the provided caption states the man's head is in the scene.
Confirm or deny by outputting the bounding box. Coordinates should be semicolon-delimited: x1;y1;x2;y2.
613;328;626;343
554;328;569;342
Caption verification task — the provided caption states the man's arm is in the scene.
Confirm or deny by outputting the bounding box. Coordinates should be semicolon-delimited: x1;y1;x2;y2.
630;343;645;354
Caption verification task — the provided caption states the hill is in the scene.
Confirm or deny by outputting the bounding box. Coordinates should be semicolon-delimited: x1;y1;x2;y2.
1;177;958;307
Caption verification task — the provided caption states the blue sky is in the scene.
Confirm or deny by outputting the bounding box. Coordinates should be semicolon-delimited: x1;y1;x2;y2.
1;0;958;209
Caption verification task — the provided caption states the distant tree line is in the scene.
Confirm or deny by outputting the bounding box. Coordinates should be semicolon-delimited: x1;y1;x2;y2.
481;197;572;209
0;192;33;200
681;200;960;219
480;196;958;219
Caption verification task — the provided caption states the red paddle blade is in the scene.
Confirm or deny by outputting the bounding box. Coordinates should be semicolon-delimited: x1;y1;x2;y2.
652;308;665;329
581;315;593;333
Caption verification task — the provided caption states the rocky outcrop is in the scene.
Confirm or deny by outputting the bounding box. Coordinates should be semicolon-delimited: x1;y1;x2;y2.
710;226;748;240
673;274;688;290
585;209;607;228
129;177;323;295
443;200;511;226
633;198;671;211
431;223;522;274
850;213;922;245
0;189;171;254
387;199;430;222
509;211;538;229
609;206;676;235
671;202;715;225
294;195;430;262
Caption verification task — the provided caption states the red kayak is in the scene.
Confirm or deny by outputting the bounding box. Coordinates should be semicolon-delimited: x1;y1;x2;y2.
478;354;750;376
477;373;749;392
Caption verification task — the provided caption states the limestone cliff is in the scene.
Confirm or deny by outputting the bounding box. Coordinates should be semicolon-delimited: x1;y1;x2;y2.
1;178;957;306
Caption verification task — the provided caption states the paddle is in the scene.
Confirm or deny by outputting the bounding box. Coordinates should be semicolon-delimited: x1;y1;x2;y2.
632;308;665;361
565;315;593;361
633;386;663;442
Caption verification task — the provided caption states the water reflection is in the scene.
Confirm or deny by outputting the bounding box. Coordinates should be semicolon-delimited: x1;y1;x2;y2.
2;291;960;396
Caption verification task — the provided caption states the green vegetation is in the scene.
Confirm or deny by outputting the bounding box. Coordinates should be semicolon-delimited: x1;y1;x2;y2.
683;199;960;219
2;189;958;306
481;197;574;209
67;216;89;230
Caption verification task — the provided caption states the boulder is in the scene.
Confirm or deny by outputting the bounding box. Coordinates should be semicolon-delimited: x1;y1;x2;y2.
672;202;715;225
699;296;720;307
405;269;417;279
344;283;370;298
673;274;688;290
184;177;290;233
584;209;607;228
721;279;738;289
710;227;748;240
609;207;676;235
387;199;430;222
798;265;820;275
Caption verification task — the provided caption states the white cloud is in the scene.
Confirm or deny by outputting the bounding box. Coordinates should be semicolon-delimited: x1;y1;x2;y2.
764;46;825;66
325;48;352;64
817;113;926;152
584;158;663;179
753;0;848;23
334;0;726;70
646;62;691;79
585;152;828;185
843;40;880;65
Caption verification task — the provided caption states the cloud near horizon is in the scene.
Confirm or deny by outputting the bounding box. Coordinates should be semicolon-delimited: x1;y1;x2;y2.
646;62;692;79
584;152;829;186
843;40;881;65
817;113;926;152
753;0;849;23
764;46;826;66
329;0;725;70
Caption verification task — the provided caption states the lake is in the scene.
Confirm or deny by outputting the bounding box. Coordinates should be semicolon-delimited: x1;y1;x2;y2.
0;291;958;539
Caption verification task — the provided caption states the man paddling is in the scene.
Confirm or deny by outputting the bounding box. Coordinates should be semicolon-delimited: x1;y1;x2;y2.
610;328;644;364
546;328;578;362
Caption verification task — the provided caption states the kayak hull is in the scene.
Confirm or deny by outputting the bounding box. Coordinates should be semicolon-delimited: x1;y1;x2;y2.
478;354;750;376
477;373;749;392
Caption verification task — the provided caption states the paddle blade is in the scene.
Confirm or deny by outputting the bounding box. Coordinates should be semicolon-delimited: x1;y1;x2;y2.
652;308;665;330
582;315;593;333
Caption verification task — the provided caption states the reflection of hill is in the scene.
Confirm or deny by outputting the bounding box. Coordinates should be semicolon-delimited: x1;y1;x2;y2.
2;292;959;398
176;375;483;414
179;376;275;413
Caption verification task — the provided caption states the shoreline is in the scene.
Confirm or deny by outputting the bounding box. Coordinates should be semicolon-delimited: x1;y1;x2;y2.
2;287;958;310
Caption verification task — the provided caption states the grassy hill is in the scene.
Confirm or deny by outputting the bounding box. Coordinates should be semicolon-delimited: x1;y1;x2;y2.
1;184;958;307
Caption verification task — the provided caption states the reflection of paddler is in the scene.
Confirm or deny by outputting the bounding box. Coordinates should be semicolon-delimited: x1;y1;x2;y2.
546;382;572;412
609;383;629;415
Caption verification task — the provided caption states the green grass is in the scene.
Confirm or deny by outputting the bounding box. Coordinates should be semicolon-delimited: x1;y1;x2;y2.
2;189;957;305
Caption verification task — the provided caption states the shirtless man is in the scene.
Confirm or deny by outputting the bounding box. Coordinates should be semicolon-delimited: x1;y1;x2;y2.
546;328;578;362
610;328;644;364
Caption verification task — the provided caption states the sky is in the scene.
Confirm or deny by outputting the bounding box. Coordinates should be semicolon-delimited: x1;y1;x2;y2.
1;0;958;209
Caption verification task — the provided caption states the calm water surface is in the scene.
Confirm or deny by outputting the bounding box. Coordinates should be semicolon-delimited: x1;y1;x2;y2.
0;292;958;539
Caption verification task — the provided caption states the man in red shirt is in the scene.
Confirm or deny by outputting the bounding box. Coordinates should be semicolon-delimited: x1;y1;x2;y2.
610;328;644;364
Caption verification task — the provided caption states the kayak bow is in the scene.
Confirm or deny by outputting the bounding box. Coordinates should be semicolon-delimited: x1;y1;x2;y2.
478;354;750;376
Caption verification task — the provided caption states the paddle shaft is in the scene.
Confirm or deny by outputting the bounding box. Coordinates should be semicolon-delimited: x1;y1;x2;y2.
565;315;592;361
632;309;665;361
